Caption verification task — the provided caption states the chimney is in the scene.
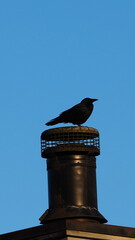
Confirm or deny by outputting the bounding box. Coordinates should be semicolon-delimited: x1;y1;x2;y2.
39;126;107;224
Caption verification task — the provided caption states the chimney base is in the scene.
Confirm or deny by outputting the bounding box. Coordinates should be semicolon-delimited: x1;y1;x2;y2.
39;206;107;224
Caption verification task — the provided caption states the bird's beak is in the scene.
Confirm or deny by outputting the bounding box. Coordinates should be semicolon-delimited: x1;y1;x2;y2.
92;99;98;102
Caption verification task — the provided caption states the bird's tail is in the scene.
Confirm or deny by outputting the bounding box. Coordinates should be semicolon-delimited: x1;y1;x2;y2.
46;116;61;126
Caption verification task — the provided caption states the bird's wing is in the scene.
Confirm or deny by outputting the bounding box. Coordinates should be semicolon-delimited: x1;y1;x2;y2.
59;104;84;123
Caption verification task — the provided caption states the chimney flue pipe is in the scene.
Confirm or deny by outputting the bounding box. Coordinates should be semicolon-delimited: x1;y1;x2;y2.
40;126;107;224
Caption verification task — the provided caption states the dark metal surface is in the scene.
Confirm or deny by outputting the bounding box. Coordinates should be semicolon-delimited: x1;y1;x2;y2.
40;207;106;224
47;155;97;208
40;127;107;224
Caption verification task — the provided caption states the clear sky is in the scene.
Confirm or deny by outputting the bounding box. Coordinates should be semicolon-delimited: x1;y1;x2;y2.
1;0;135;234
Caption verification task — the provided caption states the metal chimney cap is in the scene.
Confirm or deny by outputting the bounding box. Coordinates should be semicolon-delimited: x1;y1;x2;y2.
41;126;99;140
41;126;100;157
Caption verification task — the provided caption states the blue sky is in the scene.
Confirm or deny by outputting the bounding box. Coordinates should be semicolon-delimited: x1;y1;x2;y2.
1;0;135;234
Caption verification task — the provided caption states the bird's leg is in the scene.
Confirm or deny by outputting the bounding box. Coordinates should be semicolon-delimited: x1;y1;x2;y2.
77;124;82;129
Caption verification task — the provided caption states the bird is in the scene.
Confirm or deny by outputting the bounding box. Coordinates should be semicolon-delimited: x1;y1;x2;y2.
45;98;98;126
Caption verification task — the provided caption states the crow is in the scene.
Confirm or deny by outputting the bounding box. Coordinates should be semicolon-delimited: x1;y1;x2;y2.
46;98;98;126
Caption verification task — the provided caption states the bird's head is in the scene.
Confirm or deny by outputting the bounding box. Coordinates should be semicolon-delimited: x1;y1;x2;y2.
81;98;98;105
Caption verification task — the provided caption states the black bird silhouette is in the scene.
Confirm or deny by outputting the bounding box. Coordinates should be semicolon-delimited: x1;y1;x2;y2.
46;98;98;126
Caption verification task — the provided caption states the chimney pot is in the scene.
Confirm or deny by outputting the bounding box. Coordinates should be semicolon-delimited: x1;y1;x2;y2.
40;126;107;224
